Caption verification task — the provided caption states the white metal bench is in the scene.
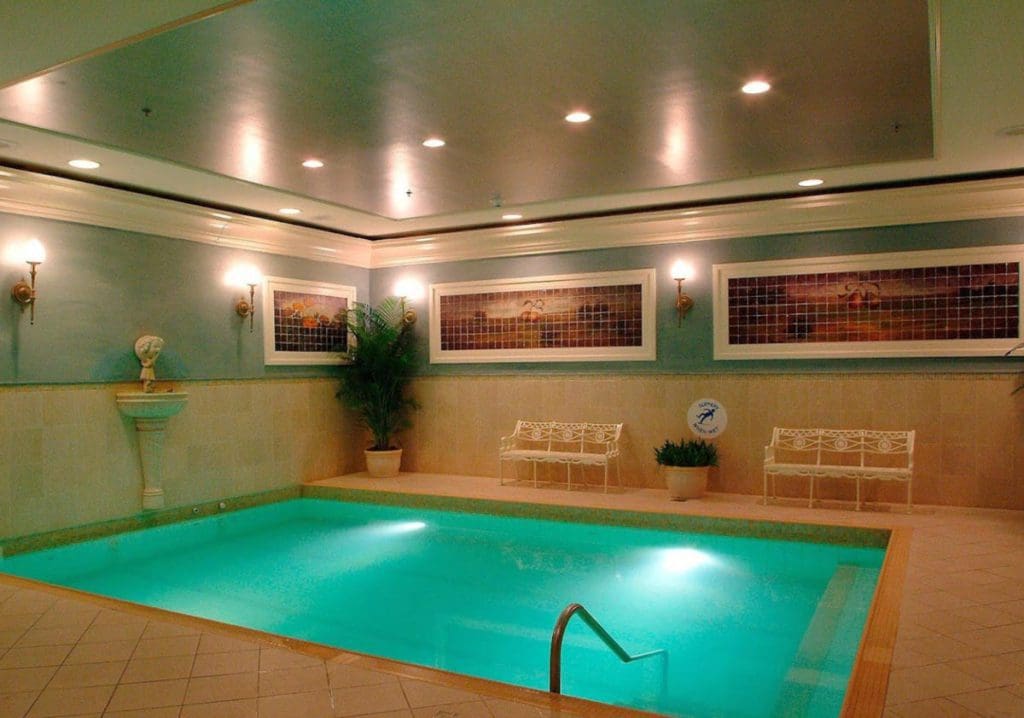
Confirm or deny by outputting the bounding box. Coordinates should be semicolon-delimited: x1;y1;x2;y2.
499;420;623;493
763;427;915;511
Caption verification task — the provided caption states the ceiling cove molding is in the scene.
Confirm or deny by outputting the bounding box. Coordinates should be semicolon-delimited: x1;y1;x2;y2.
2;167;1024;270
0;167;373;268
371;176;1024;267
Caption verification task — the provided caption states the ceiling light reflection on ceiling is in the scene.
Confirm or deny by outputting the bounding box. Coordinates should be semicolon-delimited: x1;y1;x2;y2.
68;159;100;169
502;213;523;221
565;111;591;123
302;159;324;168
741;80;771;94
278;207;301;215
798;178;824;187
422;138;446;148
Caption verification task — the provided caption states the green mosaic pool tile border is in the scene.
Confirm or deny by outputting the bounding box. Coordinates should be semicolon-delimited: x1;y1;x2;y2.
300;485;891;548
0;486;300;558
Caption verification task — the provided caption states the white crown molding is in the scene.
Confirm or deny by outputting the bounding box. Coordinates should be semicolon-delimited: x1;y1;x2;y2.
0;167;373;267
2;166;1024;270
371;175;1024;267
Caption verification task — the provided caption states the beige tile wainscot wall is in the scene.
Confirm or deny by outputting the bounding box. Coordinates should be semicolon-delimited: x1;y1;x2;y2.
402;373;1024;510
0;378;362;540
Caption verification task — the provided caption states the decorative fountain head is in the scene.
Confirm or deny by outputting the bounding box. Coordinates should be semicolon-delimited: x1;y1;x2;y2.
134;335;165;392
116;335;187;510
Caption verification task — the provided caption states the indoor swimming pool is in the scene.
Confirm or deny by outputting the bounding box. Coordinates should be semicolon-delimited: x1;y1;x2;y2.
0;498;887;717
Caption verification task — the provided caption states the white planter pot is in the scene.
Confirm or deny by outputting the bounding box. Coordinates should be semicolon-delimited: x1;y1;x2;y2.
365;448;402;478
663;465;710;501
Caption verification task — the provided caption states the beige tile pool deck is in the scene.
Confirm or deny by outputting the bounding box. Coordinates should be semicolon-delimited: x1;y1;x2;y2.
1;473;1023;717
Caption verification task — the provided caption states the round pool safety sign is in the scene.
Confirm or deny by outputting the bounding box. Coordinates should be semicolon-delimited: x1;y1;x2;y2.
687;398;727;438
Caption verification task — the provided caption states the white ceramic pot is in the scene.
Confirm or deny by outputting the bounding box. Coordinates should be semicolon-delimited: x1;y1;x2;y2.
663;465;709;501
365;448;402;478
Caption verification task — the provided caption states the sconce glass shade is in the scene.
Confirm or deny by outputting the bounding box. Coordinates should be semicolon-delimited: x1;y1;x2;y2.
23;238;45;264
394;278;425;301
237;264;262;287
670;260;690;281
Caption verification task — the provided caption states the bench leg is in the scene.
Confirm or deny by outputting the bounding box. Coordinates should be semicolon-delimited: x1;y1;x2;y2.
763;471;769;506
808;477;814;508
533;461;538;487
566;462;571;491
856;478;862;511
603;462;608;494
907;481;913;514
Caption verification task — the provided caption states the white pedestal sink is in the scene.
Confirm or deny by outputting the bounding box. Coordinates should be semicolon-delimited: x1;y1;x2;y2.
116;391;188;510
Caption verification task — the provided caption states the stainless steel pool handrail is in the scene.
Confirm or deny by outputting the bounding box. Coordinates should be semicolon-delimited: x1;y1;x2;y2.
549;602;667;694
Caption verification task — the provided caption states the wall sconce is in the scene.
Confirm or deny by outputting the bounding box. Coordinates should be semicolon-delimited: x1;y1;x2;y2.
394;278;424;327
10;238;45;324
671;260;694;326
232;264;263;332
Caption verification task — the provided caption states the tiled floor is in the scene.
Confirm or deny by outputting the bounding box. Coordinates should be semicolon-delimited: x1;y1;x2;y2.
2;473;1024;717
0;580;570;718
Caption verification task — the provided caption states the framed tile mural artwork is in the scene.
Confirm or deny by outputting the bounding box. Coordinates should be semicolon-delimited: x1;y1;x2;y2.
713;246;1023;359
262;277;356;365
429;269;656;363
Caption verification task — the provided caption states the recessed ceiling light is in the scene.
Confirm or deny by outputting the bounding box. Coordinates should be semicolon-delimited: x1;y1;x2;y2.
741;80;771;95
68;159;100;169
565;111;591;123
278;207;302;215
211;212;231;220
502;213;523;221
422;138;446;148
302;158;324;168
798;178;824;187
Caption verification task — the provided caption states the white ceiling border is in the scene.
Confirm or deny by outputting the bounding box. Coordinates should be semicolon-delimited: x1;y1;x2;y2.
0;167;373;267
371;176;1024;267
2;167;1024;270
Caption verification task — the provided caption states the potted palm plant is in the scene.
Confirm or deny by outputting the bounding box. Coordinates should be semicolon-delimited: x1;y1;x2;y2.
337;297;419;477
654;438;719;500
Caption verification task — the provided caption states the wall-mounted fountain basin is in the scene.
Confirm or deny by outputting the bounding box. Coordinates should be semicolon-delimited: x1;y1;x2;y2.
116;391;189;420
116;391;188;510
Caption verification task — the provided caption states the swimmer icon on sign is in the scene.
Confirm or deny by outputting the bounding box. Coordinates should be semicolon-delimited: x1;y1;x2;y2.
687;398;727;438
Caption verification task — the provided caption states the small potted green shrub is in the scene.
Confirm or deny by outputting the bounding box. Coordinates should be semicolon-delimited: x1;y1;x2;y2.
654;438;719;500
337;297;419;477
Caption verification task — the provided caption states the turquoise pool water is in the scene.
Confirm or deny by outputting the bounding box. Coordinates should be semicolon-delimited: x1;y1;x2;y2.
0;499;885;717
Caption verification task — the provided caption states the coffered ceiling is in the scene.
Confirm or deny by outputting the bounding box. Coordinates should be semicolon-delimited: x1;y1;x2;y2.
0;1;1020;241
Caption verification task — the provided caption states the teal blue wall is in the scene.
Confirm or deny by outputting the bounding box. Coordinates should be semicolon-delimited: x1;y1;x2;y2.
372;216;1024;375
4;210;1022;384
0;213;369;384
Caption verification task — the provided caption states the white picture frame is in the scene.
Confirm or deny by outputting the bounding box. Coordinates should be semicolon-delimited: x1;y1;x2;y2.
429;269;656;363
713;245;1023;359
262;276;357;365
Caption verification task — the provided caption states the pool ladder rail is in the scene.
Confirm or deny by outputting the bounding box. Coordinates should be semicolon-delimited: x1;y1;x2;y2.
549;602;667;694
